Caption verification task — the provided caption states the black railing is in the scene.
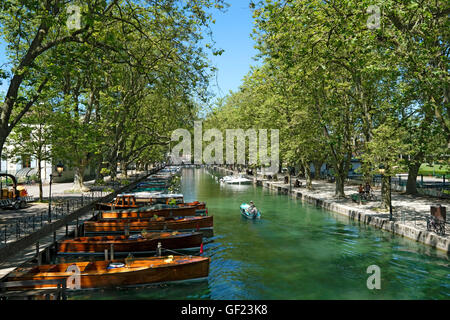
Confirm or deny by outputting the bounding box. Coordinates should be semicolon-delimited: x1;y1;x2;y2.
0;278;67;300
0;192;104;247
0;167;162;248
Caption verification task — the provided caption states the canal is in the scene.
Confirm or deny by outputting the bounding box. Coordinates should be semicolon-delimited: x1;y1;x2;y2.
70;168;449;300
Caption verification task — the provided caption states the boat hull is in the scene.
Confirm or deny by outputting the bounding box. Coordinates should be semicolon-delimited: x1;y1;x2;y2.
100;206;199;219
6;256;210;290
57;232;203;254
84;216;214;234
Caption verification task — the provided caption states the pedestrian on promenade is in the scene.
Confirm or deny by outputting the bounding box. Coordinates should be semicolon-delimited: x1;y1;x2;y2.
358;184;364;196
364;182;371;197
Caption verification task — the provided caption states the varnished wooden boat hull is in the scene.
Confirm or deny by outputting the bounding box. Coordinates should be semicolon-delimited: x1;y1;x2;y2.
96;201;206;211
100;206;198;219
6;256;210;290
96;203;140;210
84;216;214;234
57;232;203;254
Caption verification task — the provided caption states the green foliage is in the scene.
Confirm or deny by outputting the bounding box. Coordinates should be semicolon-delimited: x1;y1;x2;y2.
0;0;226;188
205;0;449;200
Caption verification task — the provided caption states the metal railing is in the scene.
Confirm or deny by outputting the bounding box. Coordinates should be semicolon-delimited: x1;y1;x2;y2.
345;175;450;199
0;191;105;247
0;168;162;249
0;278;67;300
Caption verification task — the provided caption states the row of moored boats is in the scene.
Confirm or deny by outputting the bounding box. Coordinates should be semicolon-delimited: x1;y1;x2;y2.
4;166;213;291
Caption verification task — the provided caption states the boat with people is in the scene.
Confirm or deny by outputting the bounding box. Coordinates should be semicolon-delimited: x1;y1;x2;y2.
84;215;214;234
240;202;261;219
5;255;210;290
57;231;203;255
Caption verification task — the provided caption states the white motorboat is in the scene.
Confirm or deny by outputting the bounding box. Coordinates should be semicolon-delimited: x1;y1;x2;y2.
219;175;233;183
220;175;252;185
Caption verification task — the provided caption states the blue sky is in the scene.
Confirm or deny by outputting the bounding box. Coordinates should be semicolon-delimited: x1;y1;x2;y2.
0;0;259;100
205;0;260;99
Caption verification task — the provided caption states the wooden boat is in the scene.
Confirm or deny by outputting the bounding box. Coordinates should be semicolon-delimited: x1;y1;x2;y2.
132;187;168;192
136;181;170;187
84;215;214;234
96;194;205;211
240;203;261;219
57;231;203;255
5;255;210;290
124;192;184;205
100;206;204;220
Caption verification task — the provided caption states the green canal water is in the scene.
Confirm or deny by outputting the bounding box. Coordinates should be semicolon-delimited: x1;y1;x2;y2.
70;168;449;300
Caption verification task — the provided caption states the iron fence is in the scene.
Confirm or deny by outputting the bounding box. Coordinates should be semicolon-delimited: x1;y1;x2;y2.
0;191;105;248
0;167;162;249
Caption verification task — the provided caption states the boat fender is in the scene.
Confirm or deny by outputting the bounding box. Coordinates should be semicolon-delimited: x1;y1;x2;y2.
107;262;125;269
164;255;174;263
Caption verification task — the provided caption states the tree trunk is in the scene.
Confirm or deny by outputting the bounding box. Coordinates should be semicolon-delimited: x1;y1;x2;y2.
37;159;43;202
335;174;345;198
331;160;348;198
380;175;391;210
109;159;118;181
405;162;421;195
73;166;88;192
313;161;322;179
121;162;128;178
303;161;313;190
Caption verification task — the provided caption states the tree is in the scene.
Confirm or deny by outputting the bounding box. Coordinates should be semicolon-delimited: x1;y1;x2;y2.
6;102;52;201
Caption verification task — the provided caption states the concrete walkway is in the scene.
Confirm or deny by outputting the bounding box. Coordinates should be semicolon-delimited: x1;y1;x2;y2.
0;180;97;226
0;172;140;226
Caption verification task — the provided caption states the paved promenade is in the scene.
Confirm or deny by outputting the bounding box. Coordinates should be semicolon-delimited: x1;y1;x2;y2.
0;180;97;226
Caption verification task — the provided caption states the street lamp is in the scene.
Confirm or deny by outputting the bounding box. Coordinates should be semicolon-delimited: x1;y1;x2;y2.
48;162;64;222
378;165;392;221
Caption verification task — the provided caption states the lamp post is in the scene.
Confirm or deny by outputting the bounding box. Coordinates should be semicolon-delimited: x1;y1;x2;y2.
48;162;64;223
379;165;392;221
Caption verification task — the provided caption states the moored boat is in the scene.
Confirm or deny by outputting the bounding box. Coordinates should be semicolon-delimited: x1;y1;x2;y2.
57;231;203;255
5;255;210;290
95;193;186;210
84;215;214;234
96;195;206;212
132;187;168;192
100;205;200;220
128;192;184;204
220;174;252;185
